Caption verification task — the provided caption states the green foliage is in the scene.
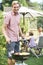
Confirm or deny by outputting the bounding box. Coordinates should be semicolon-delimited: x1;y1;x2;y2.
0;35;6;46
19;0;28;6
37;16;43;28
0;46;7;65
40;2;43;10
4;3;10;7
0;11;3;19
0;11;4;34
2;0;28;7
20;18;29;34
30;18;37;29
0;11;7;65
0;11;6;47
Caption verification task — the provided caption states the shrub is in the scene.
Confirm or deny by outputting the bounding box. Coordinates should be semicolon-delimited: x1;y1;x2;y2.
37;16;43;29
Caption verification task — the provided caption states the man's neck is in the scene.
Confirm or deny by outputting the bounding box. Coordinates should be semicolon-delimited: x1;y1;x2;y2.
14;12;18;15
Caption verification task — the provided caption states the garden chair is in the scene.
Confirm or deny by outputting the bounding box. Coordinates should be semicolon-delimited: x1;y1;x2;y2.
30;36;43;58
35;36;43;56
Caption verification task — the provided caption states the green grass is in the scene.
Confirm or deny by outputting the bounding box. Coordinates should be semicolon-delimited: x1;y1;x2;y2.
0;50;43;65
25;56;43;65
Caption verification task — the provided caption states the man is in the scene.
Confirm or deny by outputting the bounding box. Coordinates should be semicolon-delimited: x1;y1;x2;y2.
38;27;43;36
35;27;43;55
3;1;24;65
36;27;43;44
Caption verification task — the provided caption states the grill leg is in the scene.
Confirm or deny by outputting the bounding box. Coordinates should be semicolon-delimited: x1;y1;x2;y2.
22;62;28;65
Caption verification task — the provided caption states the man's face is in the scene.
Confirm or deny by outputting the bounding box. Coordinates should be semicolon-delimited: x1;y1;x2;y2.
12;4;19;13
38;27;42;32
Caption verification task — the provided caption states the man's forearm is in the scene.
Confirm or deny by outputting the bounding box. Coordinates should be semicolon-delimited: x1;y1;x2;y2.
2;27;9;39
19;27;23;36
19;27;25;39
3;29;8;38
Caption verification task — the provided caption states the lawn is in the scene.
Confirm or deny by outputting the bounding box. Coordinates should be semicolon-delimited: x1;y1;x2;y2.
25;56;43;65
0;50;43;65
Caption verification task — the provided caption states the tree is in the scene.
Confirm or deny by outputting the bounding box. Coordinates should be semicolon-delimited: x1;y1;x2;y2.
18;0;28;6
40;2;43;10
2;0;28;6
2;0;13;6
37;16;43;28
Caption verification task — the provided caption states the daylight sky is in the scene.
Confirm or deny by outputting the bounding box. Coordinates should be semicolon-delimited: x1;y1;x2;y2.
30;0;42;3
0;0;2;3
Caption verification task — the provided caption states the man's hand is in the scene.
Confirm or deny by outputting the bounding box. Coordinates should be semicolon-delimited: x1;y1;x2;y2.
6;37;11;44
22;34;25;39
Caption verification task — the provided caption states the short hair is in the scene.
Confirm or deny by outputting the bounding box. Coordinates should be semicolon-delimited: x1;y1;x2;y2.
12;1;21;7
29;32;33;36
38;26;42;29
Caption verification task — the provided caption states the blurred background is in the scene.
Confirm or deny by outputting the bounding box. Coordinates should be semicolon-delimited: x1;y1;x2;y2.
0;0;43;65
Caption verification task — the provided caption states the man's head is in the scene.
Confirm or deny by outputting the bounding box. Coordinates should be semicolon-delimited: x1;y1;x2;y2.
12;1;20;14
38;27;43;33
29;32;33;36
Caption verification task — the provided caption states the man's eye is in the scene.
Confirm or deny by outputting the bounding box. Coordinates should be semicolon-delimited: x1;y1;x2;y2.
14;7;16;8
14;7;19;8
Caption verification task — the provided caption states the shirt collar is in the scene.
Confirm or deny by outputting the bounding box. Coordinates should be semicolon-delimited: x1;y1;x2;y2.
11;11;19;16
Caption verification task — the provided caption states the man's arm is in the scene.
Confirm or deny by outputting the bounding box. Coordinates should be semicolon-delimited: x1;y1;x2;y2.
19;24;24;38
2;13;11;43
2;23;11;43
